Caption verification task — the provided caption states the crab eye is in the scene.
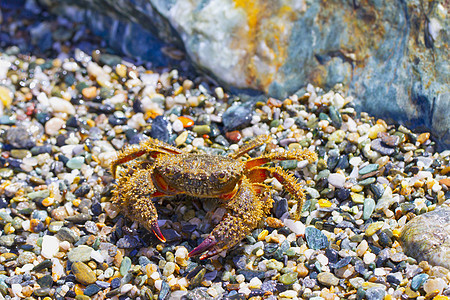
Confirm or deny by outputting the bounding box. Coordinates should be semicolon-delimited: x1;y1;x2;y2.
213;170;228;182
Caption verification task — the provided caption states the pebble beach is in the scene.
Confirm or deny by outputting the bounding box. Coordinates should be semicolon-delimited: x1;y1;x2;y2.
0;3;450;300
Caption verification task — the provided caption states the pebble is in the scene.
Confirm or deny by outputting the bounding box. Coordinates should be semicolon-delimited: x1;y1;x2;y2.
67;245;93;262
327;173;346;188
317;272;339;287
41;235;59;258
72;262;97;285
305;227;329;249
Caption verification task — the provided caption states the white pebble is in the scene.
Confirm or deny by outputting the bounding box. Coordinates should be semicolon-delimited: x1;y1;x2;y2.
90;250;105;263
175;247;188;259
172;119;184;132
154;279;162;290
11;284;22;296
279;290;298;298
363;252;376;265
332;93;345;109
59;241;71;251
45;117;65;136
41;235;60;258
328;173;346;188
236;274;245;283
49;97;75;115
0;59;11;80
62;61;80;72
191;138;205;148
207;287;219;298
248;277;262;289
284;219;305;235
316;254;329;266
349;157;362;167
283;118;295;129
121;283;133;294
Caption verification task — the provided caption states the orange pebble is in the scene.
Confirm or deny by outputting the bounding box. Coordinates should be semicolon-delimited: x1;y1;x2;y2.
178;116;194;127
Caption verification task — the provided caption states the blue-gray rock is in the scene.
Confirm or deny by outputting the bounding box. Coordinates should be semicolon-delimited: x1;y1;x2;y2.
150;116;171;143
222;102;254;132
365;287;385;300
305;226;329;250
410;273;429;291
84;284;101;296
37;0;450;149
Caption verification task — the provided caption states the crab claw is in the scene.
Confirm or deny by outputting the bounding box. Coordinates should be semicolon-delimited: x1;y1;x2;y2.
189;235;218;259
151;222;166;243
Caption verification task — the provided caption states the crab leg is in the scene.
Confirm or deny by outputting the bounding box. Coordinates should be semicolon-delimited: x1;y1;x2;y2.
111;138;182;178
245;149;317;170
247;166;306;220
111;168;166;242
189;178;272;259
229;134;271;159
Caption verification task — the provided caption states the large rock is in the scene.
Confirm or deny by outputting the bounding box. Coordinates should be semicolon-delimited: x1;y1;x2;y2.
36;0;449;149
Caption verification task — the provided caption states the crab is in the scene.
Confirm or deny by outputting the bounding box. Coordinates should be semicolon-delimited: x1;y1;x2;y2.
110;135;317;259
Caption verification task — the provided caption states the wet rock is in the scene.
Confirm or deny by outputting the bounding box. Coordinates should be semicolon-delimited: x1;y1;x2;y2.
400;206;450;269
150;116;171;143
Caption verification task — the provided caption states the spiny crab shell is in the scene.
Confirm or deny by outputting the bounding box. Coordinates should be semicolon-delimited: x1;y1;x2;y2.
110;135;317;259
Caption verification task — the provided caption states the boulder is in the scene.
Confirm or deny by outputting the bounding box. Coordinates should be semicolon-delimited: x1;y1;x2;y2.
36;0;449;149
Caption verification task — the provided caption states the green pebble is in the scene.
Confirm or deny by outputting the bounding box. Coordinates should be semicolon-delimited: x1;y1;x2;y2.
267;260;284;271
285;248;297;257
48;221;64;233
0;168;13;178
67;245;93;262
222;271;232;281
279;272;298;285
359;164;379;175
328;130;346;143
67;157;85;169
192;125;211;135
358;177;376;186
363;198;376;220
10;149;31;159
270;120;280;127
120;256;132;276
280;160;298;170
0;211;13;225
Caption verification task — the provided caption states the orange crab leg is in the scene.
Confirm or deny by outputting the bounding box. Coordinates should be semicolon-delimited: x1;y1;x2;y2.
245;149;317;170
229;134;271;159
248;167;306;220
189;178;271;259
111;137;183;178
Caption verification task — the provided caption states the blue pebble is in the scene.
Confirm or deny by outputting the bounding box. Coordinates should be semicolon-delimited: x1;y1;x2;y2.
150;115;171;143
84;284;101;296
411;273;429;291
222;103;253;132
110;278;121;289
305;226;329;250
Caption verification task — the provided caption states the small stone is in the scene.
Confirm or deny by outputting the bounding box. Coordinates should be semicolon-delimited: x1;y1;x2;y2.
328;173;346;188
41;235;59;259
410;273;429;291
423;278;446;294
120;256;132;276
45;117;65;135
363;198;376;220
163;262;176;277
365;287;385;300
72;262;97;285
84;284;101;296
0;86;12;108
317;272;339;287
67;245;94;262
417;132;430;144
49;97;75;115
222;103;252;132
371;139;395;155
66;157;85;169
365;222;384;236
248;277;262;289
305;227;329;250
359;164;379;175
150;116;170;143
279;272;298;285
